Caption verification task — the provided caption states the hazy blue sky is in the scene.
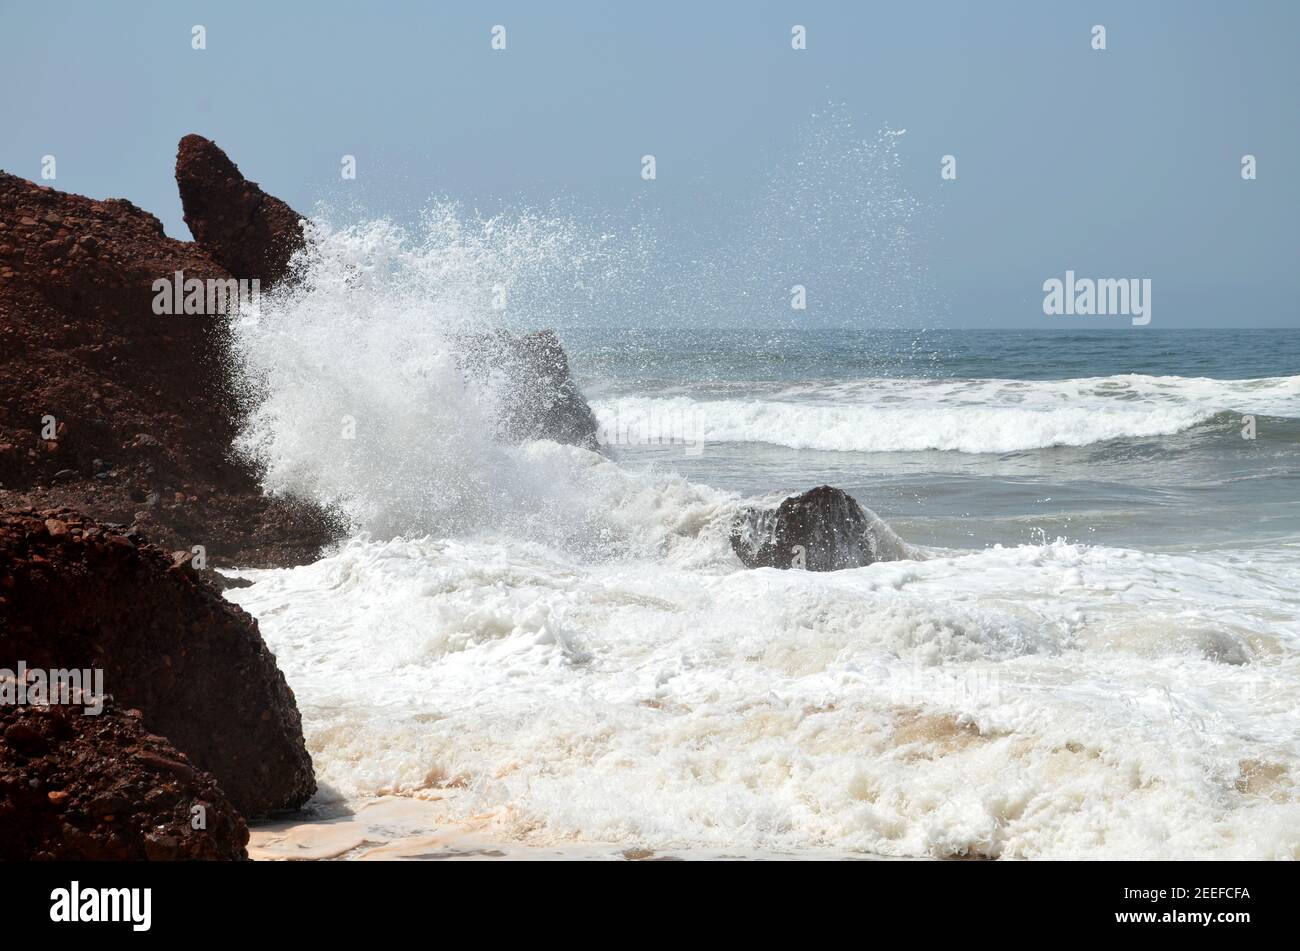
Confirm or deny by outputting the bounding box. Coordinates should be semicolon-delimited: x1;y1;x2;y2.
2;1;1296;328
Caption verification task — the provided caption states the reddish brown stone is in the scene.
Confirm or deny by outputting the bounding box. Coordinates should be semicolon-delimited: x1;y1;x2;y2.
0;149;336;567
0;508;316;816
0;700;248;860
175;134;305;286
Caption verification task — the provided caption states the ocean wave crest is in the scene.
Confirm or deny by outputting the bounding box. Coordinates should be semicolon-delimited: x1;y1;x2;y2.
592;374;1300;454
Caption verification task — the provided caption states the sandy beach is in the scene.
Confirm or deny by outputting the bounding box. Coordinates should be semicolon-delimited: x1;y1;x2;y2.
249;795;902;861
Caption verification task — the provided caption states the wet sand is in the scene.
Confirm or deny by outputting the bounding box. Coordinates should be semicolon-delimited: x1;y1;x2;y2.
249;795;899;861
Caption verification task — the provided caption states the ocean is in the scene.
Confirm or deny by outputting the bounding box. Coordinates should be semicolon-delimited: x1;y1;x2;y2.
575;328;1300;551
221;219;1300;860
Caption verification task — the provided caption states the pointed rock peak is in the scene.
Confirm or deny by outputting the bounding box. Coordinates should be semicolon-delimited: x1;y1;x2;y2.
175;134;304;286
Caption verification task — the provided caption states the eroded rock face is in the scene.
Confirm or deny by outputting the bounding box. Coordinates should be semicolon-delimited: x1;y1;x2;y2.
730;485;911;571
0;700;248;861
457;330;601;450
0;163;334;567
1;142;601;566
175;133;305;286
0;508;315;816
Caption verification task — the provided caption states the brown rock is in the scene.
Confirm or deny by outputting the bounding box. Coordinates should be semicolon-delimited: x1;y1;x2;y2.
0;508;316;816
175;134;305;286
135;751;196;780
0;151;337;567
0;701;247;860
3;722;48;756
456;330;601;450
730;485;911;572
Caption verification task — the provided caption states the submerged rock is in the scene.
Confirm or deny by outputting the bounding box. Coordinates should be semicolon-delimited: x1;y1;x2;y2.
0;508;315;816
730;485;911;571
0;700;248;860
456;330;601;450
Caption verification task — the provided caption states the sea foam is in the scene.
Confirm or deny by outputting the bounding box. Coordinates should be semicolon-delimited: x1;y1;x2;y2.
593;375;1300;454
222;184;1299;861
228;206;651;543
227;535;1300;859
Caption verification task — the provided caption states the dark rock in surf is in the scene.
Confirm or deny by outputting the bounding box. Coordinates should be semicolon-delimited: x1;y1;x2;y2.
730;485;907;571
0;507;316;817
457;330;601;450
175;133;306;286
0;699;248;860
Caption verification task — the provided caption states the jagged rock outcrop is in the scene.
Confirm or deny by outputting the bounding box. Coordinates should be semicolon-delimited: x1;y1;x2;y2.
1;139;601;566
0;699;248;860
730;485;912;571
176;134;305;286
0;157;334;567
458;330;601;449
0;136;607;861
0;508;315;816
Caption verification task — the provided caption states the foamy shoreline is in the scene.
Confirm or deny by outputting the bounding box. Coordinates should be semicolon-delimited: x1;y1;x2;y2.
249;796;902;861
